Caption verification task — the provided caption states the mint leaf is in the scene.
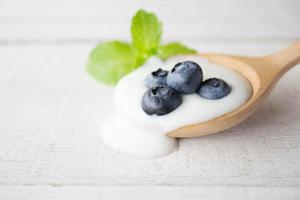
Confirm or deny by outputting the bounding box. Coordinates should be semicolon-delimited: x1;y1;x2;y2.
87;41;140;85
131;9;162;57
157;42;197;60
87;10;197;86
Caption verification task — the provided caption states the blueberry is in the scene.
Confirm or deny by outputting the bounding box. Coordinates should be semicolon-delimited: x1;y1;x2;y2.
145;68;168;88
197;78;231;99
141;85;182;115
167;61;203;94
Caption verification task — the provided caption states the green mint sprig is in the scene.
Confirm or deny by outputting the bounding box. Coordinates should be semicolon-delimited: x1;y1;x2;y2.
87;9;196;85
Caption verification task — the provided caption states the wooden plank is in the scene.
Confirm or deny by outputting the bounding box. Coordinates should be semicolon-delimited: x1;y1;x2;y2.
0;185;300;200
0;41;299;186
0;0;299;41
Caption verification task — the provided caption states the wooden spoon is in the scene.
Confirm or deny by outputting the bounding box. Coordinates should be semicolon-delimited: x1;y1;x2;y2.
168;41;300;138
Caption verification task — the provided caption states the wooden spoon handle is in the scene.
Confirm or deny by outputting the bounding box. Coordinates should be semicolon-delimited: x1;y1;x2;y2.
265;40;300;73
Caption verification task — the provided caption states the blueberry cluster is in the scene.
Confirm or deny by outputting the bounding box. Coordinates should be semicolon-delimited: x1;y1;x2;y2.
141;61;231;115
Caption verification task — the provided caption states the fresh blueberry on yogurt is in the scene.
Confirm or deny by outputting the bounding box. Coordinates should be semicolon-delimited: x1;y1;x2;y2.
167;61;203;94
197;78;231;99
145;68;168;88
141;85;182;115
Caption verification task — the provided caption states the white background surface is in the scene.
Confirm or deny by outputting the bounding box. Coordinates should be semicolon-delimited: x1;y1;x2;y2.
0;0;300;199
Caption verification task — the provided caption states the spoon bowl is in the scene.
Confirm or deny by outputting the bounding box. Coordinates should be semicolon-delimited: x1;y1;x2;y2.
168;41;300;138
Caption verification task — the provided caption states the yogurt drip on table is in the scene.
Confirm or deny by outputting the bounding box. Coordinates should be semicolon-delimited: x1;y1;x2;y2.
101;56;252;158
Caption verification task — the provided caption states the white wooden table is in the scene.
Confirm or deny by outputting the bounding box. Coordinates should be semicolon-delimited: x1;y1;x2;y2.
0;0;300;199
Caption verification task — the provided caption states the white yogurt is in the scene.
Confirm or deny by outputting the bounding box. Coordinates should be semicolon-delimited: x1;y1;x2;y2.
101;56;252;158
